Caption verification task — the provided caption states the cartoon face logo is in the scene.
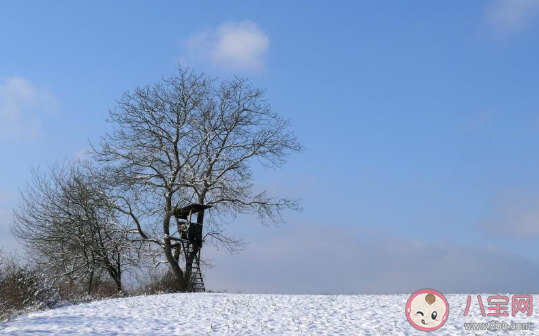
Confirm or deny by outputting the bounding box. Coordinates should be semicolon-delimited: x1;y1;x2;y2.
405;289;449;331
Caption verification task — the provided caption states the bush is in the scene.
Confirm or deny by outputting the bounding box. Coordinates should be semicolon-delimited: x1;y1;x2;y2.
0;251;59;322
133;269;183;295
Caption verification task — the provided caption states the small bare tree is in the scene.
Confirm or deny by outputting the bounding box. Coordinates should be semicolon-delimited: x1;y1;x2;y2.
13;162;139;294
92;66;302;290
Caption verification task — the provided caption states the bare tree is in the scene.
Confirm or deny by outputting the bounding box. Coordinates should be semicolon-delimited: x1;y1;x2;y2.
92;66;302;290
12;162;139;294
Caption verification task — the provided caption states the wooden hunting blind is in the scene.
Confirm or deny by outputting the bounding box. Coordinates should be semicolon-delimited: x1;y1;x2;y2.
173;203;211;292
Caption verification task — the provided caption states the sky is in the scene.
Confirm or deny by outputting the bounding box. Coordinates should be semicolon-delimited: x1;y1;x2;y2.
2;0;539;294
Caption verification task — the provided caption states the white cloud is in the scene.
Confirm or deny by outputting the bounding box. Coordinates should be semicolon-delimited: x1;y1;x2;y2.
204;221;539;294
184;21;270;72
0;208;17;251
74;146;91;160
0;77;59;140
0;190;15;203
486;0;539;36
479;192;539;237
0;190;18;253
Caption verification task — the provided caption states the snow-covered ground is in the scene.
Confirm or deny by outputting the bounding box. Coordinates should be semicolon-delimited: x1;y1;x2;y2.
0;293;537;335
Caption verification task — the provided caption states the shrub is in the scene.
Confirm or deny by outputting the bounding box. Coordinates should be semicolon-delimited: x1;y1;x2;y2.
133;269;182;295
0;251;59;322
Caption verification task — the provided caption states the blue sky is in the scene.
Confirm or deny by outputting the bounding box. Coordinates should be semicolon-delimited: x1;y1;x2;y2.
2;0;539;294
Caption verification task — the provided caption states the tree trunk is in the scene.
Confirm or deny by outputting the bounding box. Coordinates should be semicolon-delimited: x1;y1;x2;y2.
87;270;94;295
106;265;123;294
164;238;184;290
163;201;185;291
113;273;122;293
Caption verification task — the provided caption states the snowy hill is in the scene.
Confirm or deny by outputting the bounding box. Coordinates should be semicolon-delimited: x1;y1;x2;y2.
0;293;537;335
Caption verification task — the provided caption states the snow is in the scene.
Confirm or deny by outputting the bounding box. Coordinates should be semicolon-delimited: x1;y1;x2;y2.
0;293;537;335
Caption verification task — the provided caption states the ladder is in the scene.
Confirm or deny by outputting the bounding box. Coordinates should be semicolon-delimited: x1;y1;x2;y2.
181;240;205;292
